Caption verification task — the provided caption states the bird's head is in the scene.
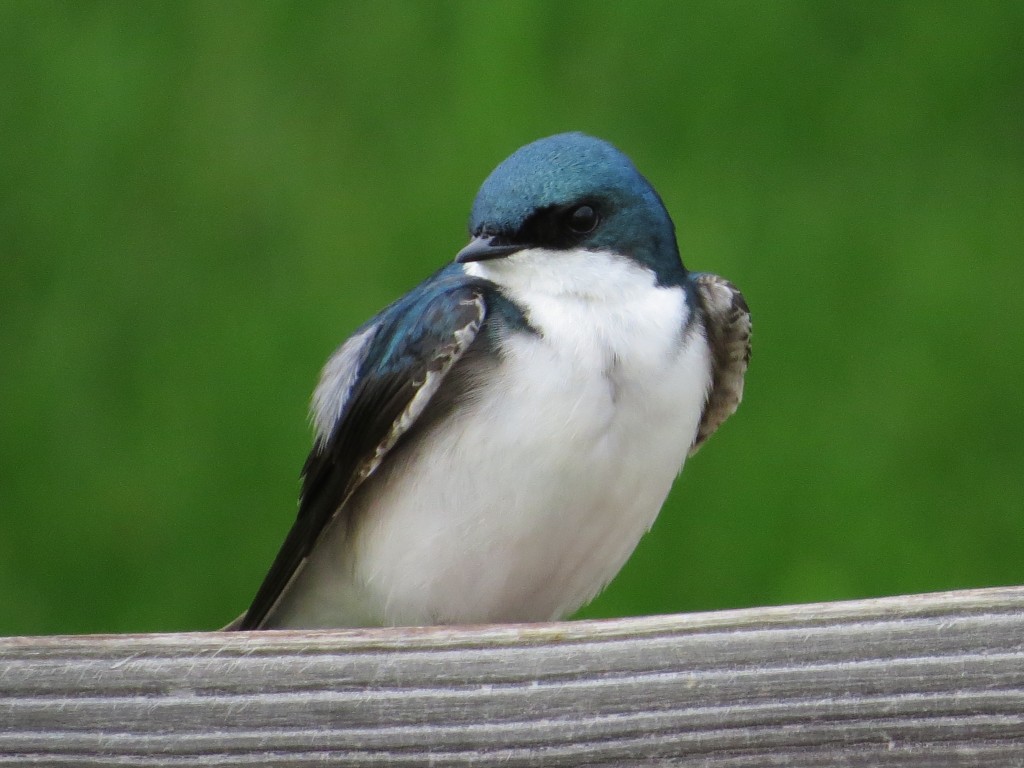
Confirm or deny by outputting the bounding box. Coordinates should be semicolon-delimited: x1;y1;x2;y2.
457;133;685;287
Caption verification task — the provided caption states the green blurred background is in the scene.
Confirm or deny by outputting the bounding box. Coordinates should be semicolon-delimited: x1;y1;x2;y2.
1;1;1021;635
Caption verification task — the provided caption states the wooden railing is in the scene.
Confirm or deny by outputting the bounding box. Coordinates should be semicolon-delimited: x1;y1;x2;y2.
2;586;1022;766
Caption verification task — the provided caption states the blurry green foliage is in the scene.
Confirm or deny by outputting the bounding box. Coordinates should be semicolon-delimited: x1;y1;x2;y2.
0;1;1021;634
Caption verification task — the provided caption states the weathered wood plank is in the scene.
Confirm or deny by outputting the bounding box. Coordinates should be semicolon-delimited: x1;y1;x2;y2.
1;586;1022;766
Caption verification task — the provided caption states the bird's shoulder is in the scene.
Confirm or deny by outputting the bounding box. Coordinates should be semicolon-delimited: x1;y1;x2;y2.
309;263;533;494
317;265;534;446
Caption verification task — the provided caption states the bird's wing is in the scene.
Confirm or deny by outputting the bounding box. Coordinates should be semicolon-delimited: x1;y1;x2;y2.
237;270;487;629
690;273;751;455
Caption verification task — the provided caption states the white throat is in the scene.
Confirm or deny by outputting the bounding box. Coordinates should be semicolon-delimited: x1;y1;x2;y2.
463;248;693;364
464;246;663;303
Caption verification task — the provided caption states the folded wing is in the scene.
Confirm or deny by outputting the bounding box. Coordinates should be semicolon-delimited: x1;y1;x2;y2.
237;269;487;629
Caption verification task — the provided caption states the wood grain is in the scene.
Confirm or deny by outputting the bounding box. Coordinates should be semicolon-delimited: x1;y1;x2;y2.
1;586;1023;766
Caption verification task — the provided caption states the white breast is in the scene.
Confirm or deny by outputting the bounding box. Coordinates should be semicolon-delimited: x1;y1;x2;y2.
276;249;712;627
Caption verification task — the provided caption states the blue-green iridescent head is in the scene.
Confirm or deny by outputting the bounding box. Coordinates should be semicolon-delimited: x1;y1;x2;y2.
458;133;686;284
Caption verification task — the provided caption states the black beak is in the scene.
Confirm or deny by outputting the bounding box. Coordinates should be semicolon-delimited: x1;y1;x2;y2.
455;235;525;264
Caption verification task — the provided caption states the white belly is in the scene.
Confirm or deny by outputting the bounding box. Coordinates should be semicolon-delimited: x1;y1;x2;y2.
275;250;712;627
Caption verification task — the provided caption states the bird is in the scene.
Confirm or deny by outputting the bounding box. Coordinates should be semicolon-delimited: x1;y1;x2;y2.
230;132;750;630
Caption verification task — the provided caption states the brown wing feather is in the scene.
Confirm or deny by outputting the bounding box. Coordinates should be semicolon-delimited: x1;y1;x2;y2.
690;273;751;455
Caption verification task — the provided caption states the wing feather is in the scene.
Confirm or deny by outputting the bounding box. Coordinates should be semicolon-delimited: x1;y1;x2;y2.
236;271;487;629
690;273;751;455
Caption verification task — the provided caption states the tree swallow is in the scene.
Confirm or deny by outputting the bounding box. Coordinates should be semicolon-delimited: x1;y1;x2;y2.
232;132;751;630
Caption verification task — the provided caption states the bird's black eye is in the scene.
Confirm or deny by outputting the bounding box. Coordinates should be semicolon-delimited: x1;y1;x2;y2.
566;204;600;234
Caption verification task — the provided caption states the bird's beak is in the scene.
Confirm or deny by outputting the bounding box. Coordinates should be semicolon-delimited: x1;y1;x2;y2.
455;236;525;264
